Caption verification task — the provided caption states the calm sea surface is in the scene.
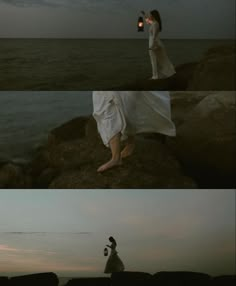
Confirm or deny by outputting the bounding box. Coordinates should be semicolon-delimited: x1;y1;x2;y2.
0;92;93;161
0;39;234;89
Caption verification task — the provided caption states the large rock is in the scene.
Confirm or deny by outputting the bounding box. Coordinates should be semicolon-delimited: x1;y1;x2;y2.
22;115;196;189
168;91;236;187
65;277;110;286
111;271;153;286
188;45;235;90
47;133;196;189
153;271;211;286
210;275;236;286
119;62;197;91
9;272;59;286
0;277;9;285
0;163;32;189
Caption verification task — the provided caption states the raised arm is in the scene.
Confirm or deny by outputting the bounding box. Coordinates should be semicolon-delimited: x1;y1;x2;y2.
141;11;150;24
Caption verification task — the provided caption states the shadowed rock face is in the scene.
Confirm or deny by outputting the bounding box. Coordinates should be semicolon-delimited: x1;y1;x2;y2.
0;91;235;189
111;272;153;286
9;272;59;286
0;277;9;286
210;275;236;286
168;91;236;188
153;271;211;286
120;44;235;91
2;273;235;286
26;115;197;189
187;45;236;91
65;277;110;286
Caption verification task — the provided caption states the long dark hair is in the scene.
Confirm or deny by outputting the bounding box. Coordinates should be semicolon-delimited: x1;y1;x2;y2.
150;10;162;31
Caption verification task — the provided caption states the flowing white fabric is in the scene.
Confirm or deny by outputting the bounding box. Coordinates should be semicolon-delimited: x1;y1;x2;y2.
149;21;176;78
93;91;176;147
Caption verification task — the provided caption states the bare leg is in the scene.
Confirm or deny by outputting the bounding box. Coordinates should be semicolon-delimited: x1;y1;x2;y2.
97;133;122;173
121;136;135;158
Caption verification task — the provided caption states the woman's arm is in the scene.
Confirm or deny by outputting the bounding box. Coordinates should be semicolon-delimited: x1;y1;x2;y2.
141;11;150;24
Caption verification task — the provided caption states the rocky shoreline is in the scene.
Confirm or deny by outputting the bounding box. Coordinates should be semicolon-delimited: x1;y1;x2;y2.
0;91;235;189
0;271;235;286
118;44;235;91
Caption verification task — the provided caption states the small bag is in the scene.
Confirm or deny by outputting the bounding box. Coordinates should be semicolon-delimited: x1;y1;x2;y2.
104;247;108;256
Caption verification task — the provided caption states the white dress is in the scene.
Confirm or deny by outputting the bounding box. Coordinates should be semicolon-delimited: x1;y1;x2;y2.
93;91;176;147
104;242;125;274
149;21;176;78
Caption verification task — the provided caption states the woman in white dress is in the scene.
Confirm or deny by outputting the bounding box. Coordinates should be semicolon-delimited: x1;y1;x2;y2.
93;91;176;172
141;10;176;80
104;236;125;274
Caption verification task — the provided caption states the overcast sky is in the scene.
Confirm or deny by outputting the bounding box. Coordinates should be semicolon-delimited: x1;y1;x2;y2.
0;190;235;277
0;0;235;38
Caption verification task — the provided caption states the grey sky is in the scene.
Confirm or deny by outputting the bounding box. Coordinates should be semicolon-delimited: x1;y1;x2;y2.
0;190;235;277
0;0;235;38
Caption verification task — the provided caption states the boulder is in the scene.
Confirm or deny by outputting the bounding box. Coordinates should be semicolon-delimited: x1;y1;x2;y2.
153;271;211;286
168;92;236;187
210;275;236;286
188;45;235;90
65;277;110;286
9;272;59;286
48;117;89;146
0;277;9;285
0;163;32;189
48;135;197;189
111;271;153;286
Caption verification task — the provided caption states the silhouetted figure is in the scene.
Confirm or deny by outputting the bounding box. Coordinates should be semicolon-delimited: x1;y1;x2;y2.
93;91;176;172
141;10;176;80
104;236;125;274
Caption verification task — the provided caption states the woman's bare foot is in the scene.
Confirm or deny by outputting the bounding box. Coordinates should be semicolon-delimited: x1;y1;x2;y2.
121;143;135;158
97;159;122;173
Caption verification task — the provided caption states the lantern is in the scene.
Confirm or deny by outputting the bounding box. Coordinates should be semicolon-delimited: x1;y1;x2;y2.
137;16;144;32
104;247;108;256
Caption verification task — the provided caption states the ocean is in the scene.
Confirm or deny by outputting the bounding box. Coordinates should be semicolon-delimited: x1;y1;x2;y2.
0;39;233;90
0;91;93;161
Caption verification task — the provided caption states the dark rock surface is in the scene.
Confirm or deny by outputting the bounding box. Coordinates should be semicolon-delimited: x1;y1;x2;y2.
153;271;211;286
120;62;198;91
121;44;235;91
187;45;236;91
9;272;59;286
168;91;236;188
65;277;110;286
1;91;235;189
26;116;197;189
210;275;236;286
0;277;9;286
2;272;235;286
111;271;153;286
0;163;32;189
